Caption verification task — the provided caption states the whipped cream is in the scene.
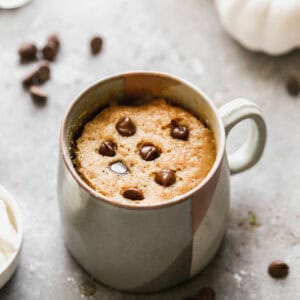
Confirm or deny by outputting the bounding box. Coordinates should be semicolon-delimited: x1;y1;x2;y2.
0;199;18;271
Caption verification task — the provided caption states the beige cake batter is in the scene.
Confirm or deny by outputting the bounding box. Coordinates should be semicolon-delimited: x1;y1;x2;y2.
74;99;216;205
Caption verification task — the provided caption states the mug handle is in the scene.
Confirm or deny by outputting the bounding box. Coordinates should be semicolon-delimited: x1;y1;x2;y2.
219;98;267;175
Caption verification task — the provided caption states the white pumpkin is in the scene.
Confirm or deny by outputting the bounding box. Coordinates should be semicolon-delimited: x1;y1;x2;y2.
215;0;300;55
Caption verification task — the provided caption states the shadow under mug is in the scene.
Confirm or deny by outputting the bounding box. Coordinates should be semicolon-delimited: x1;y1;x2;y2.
57;71;266;293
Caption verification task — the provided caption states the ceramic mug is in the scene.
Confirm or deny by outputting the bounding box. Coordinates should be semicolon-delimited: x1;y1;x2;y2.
57;71;266;293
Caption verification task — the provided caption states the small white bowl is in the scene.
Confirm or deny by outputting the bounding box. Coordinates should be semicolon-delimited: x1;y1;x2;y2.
0;185;23;289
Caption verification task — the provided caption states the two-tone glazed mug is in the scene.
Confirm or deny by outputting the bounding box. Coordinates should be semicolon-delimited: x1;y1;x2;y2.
57;71;266;292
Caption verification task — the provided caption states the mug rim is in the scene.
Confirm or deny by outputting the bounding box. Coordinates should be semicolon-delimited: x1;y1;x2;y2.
60;71;226;210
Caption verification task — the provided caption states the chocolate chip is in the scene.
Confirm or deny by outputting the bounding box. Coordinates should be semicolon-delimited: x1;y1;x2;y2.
29;86;48;102
123;188;144;200
99;141;116;156
109;161;129;175
116;116;136;136
22;62;50;88
42;41;57;61
90;36;103;55
170;120;189;140
196;287;215;300
268;260;289;279
18;43;37;62
47;34;60;50
140;144;160;161
286;75;300;96
155;169;176;186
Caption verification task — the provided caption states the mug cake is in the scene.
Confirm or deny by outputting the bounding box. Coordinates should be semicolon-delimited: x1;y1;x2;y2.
74;99;216;205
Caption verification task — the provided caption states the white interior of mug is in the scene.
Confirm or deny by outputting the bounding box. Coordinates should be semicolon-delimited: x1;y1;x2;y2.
60;71;226;209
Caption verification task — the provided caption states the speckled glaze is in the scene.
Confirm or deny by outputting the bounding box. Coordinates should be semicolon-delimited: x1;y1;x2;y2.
57;72;266;292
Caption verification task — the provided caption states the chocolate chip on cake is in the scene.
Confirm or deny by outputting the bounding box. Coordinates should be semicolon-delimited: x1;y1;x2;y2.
109;161;129;175
155;169;176;186
286;75;300;96
123;188;144;200
268;260;289;279
22;61;50;88
196;287;215;300
99;141;117;157
90;36;103;55
140;144;160;161
18;42;37;62
116;116;136;136
29;86;48;102
170;120;189;140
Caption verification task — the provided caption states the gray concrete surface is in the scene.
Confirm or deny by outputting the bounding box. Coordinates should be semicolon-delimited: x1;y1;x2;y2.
0;0;300;299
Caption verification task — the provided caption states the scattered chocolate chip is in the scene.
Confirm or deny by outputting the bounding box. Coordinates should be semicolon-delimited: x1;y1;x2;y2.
196;287;215;300
99;141;117;156
42;41;57;61
42;34;60;61
22;61;50;88
47;33;60;50
286;75;300;96
90;36;103;55
79;280;96;297
116;116;136;136
155;169;176;186
29;86;48;102
123;188;144;200
140;144;160;161
109;161;129;175
170;120;189;140
18;42;37;62
268;260;289;279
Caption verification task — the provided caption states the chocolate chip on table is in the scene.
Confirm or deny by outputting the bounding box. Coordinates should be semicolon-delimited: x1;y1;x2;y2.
42;33;60;61
29;86;48;102
47;33;60;50
109;161;129;175
22;61;50;88
286;75;300;96
90;36;103;55
42;42;58;61
116;116;136;136
196;287;215;300
268;260;289;279
18;42;37;62
155;169;176;186
99;141;117;156
170;120;189;140
123;188;144;200
140;144;160;161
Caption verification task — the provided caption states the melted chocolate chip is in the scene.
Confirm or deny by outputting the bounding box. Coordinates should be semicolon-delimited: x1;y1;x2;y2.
123;188;144;200
109;161;128;174
170;120;189;140
155;169;176;186
99;141;117;156
116;116;136;136
140;144;160;161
